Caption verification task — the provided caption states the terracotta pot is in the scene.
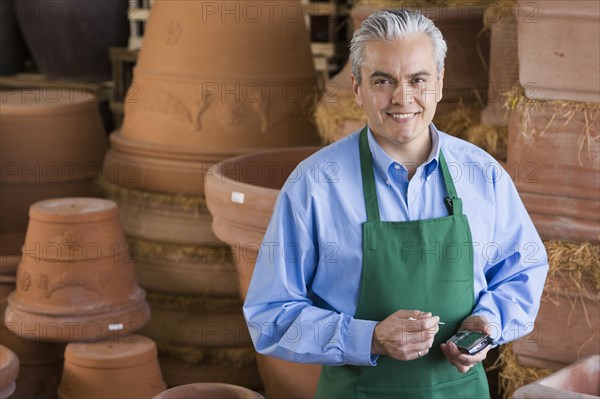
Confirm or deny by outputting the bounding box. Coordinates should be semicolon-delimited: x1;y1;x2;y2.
0;88;107;265
140;292;251;348
480;13;519;126
14;0;128;81
507;102;600;242
2;276;65;399
154;383;265;399
0;0;27;75
513;355;600;398
156;346;262;390
517;0;600;102
0;345;19;399
512;276;599;371
100;179;220;245
133;246;238;297
104;0;320;195
5;198;150;342
102;132;220;196
205;147;322;399
57;335;166;399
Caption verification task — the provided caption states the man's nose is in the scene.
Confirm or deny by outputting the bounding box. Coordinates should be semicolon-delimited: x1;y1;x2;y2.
391;82;416;105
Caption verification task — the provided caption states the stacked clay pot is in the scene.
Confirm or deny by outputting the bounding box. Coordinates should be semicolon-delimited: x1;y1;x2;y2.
1;266;65;399
316;2;490;143
57;335;165;399
4;198;150;342
0;345;19;399
0;88;107;278
205;147;322;399
153;383;265;399
97;0;321;389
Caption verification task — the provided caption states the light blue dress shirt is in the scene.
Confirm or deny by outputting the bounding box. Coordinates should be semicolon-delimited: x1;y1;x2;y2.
243;125;549;367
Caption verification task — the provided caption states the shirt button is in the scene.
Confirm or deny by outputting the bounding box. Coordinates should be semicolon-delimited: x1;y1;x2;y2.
394;164;400;170
385;179;391;186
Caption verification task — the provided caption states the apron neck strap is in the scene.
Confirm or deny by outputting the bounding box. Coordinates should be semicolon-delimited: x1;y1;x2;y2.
359;126;463;221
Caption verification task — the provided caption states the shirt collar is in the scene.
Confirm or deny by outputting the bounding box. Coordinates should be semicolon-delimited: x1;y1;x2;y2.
366;124;441;182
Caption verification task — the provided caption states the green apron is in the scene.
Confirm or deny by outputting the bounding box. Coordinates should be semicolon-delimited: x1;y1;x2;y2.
315;127;490;399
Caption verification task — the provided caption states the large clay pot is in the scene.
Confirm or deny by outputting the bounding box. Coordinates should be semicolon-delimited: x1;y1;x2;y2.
104;0;320;195
205;147;322;399
317;3;490;143
57;335;166;399
0;345;19;399
154;383;265;399
0;88;107;273
14;0;129;81
517;0;600;103
0;0;27;75
4;198;150;342
513;355;600;398
512;276;599;371
507;101;600;242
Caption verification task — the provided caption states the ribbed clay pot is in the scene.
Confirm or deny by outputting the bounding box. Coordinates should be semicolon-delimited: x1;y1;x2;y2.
316;3;489;143
103;0;320;196
4;198;150;342
517;0;600;102
0;345;19;399
205;147;322;399
154;383;265;399
14;0;129;81
57;335;166;399
0;88;107;272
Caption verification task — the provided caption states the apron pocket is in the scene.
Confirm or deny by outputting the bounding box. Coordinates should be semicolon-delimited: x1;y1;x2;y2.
356;371;484;399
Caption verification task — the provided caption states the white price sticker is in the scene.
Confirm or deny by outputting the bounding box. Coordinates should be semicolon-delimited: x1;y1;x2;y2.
231;191;245;204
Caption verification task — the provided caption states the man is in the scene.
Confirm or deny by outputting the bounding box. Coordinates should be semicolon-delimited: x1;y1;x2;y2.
243;9;548;398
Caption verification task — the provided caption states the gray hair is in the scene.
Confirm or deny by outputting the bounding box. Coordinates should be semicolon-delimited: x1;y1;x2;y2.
350;9;447;84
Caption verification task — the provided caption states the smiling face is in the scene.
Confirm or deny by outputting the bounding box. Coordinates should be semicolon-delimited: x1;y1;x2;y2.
352;34;444;158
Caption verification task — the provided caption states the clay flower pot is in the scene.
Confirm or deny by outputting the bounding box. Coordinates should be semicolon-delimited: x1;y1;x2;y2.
513;355;600;398
4;198;150;342
0;345;19;399
15;0;129;81
104;0;320;195
153;383;265;399
57;335;166;399
517;0;600;102
205;147;322;399
0;88;107;272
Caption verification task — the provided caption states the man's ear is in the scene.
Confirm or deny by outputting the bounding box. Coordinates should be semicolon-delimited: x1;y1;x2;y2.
351;75;363;107
436;68;445;103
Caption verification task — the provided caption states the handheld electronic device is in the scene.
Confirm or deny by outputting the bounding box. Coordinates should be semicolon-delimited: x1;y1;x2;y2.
446;330;492;355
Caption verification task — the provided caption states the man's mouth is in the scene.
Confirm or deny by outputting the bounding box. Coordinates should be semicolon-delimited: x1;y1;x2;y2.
387;112;418;119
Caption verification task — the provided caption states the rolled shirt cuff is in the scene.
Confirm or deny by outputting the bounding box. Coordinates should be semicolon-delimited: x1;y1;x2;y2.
343;318;379;366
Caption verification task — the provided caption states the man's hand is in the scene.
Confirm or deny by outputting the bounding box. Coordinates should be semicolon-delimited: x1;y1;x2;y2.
371;309;440;361
440;315;493;373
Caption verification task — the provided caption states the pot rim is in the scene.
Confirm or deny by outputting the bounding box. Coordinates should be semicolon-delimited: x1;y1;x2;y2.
0;88;99;115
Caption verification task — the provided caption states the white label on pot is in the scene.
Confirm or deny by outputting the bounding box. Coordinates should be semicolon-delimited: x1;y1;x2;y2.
108;323;124;331
231;191;245;204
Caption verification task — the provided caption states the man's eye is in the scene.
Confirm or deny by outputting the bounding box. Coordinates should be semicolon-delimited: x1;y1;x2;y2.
412;78;425;84
374;79;391;85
